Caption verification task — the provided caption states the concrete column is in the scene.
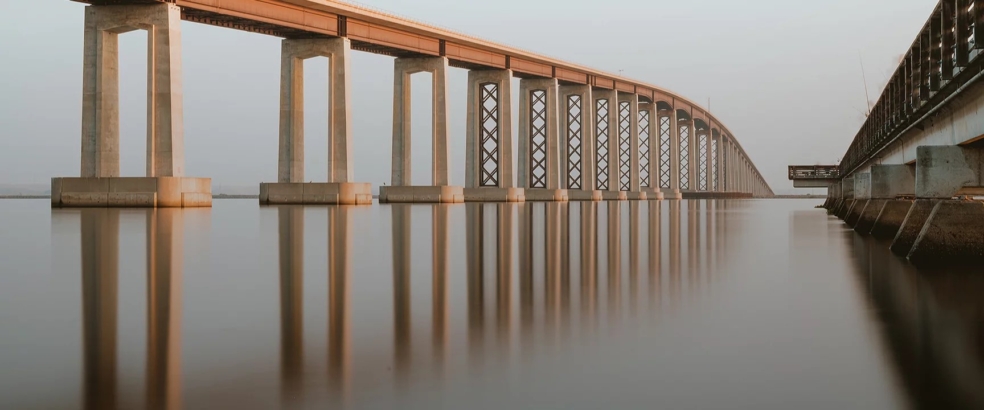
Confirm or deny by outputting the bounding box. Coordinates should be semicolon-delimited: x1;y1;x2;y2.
559;85;600;201
259;37;370;205
518;78;566;201
640;103;662;199
703;131;713;192
465;69;521;202
661;108;682;199
80;4;184;178
915;145;984;199
593;88;620;199
380;57;462;203
617;93;644;199
277;38;353;183
678;119;694;192
390;57;450;186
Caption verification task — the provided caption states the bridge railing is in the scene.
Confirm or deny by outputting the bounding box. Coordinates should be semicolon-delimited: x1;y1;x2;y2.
788;165;839;180
840;0;984;175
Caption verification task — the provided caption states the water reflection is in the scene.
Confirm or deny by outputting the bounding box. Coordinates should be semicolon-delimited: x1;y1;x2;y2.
847;231;984;409
80;208;184;410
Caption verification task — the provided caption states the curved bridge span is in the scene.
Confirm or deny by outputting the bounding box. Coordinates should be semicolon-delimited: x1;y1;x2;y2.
57;0;772;206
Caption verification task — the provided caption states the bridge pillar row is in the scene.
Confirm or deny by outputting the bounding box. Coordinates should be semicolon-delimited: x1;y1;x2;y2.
464;69;523;202
559;85;602;201
890;146;984;264
714;134;725;194
593;88;621;200
846;172;871;229
259;37;371;205
518;78;567;201
51;3;211;208
379;57;463;203
617;93;646;200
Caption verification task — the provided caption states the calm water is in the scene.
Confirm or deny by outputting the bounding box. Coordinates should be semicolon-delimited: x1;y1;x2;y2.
1;199;982;409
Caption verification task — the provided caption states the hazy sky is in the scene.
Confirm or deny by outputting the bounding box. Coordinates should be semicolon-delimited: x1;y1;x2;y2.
0;0;937;193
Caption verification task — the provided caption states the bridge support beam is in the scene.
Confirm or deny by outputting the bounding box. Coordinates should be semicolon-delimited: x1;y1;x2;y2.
659;107;682;199
845;172;870;228
892;146;984;263
865;165;915;238
617;93;646;200
260;37;371;205
640;102;663;200
593;88;621;200
52;3;211;208
518;78;567;201
464;69;523;202
379;57;463;203
559;85;602;201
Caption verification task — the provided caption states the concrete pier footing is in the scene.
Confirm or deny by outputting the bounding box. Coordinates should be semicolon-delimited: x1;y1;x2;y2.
908;201;984;264
259;182;372;205
567;190;603;201
621;191;648;201
870;200;913;239
52;177;211;208
854;199;886;234
378;186;463;203
524;188;569;202
890;199;938;256
463;188;525;202
599;191;623;201
845;200;865;226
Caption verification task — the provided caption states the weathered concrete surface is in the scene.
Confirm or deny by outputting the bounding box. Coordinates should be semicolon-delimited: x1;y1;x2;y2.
890;199;938;256
870;200;914;239
908;200;984;264
391;57;450;187
915;146;984;199
463;187;524;202
845;199;868;227
854;199;886;235
52;177;211;208
567;189;603;201
259;182;371;205
871;164;915;199
524;188;568;202
854;173;871;199
378;185;463;203
837;199;856;220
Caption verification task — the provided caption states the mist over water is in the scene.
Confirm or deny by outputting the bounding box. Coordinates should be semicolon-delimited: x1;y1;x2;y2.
1;199;981;409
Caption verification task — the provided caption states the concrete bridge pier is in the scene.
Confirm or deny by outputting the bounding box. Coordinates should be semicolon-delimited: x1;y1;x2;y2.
617;93;647;200
894;146;984;264
593;88;622;200
658;105;682;200
834;176;856;219
379;57;463;203
464;69;523;202
52;3;211;208
518;78;567;201
845;172;870;227
559;85;602;201
640;102;663;200
866;165;915;239
259;38;372;205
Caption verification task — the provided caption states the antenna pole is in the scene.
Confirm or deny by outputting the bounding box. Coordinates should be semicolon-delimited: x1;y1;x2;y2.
859;51;872;117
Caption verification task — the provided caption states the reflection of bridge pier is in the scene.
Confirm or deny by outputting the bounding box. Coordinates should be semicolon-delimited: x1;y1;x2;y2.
580;203;599;332
391;205;411;386
81;209;119;410
328;207;352;401
669;201;681;302
80;208;184;410
496;204;514;353
277;207;303;398
606;202;622;322
647;202;661;310
628;202;640;317
466;204;515;359
432;205;450;373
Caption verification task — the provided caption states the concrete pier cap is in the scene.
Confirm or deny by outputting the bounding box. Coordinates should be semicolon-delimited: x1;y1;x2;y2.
871;164;915;199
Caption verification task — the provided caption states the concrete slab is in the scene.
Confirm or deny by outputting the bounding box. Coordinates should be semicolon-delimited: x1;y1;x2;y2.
890;199;938;256
52;177;211;208
567;189;603;201
463;187;525;202
870;200;913;240
854;199;886;235
378;185;464;203
908;200;984;264
524;188;569;202
259;182;372;205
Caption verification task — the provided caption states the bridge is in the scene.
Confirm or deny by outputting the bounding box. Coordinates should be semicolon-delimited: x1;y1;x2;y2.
51;0;772;207
790;0;984;264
